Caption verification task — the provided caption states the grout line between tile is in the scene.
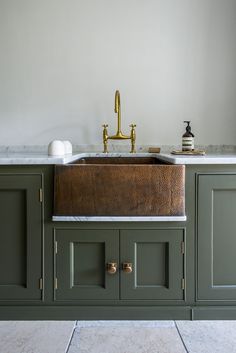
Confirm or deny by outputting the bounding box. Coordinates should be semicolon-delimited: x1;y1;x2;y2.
65;322;77;353
174;321;189;353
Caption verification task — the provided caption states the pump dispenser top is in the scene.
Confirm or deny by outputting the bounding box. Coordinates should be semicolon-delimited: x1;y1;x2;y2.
182;121;194;151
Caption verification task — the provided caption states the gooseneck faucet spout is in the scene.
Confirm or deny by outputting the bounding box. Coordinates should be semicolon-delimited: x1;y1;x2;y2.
102;90;136;153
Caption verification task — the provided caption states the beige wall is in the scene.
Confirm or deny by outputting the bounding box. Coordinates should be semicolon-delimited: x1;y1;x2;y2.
0;0;235;146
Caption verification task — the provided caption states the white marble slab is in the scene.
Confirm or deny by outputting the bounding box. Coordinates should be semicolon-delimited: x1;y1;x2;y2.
0;151;236;165
0;153;78;165
159;152;236;164
0;152;155;165
52;215;187;222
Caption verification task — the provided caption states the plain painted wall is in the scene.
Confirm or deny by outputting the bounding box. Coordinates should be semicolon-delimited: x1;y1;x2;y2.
0;0;235;146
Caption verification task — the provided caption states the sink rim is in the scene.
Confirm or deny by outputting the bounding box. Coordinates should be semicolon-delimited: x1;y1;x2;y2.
67;155;173;165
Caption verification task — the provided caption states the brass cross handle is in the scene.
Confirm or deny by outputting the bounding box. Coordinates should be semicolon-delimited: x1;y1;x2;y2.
107;262;117;274
122;262;133;273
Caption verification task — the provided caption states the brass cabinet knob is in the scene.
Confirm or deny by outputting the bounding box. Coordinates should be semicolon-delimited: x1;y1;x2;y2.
107;262;117;274
122;262;133;273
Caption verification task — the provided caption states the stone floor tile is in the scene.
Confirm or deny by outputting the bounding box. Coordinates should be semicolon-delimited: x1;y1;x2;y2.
68;326;186;353
0;321;75;353
76;320;175;328
176;320;236;353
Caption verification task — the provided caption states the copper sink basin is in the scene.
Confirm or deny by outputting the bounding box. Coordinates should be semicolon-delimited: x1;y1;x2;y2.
54;156;185;216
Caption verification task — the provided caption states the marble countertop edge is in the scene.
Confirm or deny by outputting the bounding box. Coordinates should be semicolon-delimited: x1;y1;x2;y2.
0;151;236;165
52;215;187;222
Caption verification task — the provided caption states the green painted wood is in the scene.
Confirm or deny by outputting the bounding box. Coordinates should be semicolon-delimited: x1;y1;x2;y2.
55;229;119;300
197;174;236;301
0;305;192;320
0;174;42;301
193;307;236;320
1;164;236;320
120;229;185;300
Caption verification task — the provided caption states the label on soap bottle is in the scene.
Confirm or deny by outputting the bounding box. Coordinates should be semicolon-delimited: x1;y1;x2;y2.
182;137;194;151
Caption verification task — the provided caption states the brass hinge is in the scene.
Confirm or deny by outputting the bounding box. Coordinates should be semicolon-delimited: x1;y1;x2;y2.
55;241;58;254
39;188;43;203
39;278;43;290
181;278;185;290
181;241;185;255
54;278;58;290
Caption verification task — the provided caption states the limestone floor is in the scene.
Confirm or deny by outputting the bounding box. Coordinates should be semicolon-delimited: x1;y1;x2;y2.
1;320;236;353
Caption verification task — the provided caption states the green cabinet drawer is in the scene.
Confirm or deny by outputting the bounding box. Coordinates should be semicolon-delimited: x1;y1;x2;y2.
54;229;119;300
0;174;43;301
197;174;236;301
120;229;185;300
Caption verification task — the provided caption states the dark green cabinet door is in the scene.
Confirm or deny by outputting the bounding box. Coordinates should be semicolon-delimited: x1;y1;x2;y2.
120;229;185;300
197;174;236;301
0;174;42;301
55;229;119;300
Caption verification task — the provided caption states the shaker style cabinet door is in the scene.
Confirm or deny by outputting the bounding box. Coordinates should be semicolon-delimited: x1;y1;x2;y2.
0;174;43;301
120;229;185;300
54;229;119;300
197;174;236;301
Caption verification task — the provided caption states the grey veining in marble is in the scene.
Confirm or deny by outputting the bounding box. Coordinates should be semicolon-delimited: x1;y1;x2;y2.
0;144;236;154
0;148;236;165
52;215;187;222
159;152;236;165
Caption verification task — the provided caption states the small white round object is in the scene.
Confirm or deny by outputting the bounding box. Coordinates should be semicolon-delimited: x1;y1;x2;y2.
62;140;73;154
48;140;65;156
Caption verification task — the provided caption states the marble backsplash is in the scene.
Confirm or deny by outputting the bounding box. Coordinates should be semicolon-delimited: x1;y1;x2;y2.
0;144;236;154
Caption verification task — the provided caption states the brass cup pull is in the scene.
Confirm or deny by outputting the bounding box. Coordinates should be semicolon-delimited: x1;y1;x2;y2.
122;262;133;273
107;262;117;274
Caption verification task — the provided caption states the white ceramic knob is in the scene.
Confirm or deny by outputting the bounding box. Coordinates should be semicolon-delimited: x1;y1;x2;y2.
62;140;73;155
48;140;65;156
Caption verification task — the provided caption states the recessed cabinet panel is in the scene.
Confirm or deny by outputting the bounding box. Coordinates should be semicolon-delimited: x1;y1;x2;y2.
120;229;185;300
197;174;236;301
55;229;119;300
136;242;168;287
0;190;26;286
0;174;42;301
72;242;105;286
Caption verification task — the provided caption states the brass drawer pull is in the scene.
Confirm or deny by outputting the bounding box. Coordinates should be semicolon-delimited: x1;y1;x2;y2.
122;262;132;273
107;262;117;274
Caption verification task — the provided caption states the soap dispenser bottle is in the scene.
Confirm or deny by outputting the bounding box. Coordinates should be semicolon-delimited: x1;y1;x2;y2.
182;121;194;151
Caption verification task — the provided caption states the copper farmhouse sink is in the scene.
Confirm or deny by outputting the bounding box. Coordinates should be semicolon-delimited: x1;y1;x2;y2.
54;156;185;216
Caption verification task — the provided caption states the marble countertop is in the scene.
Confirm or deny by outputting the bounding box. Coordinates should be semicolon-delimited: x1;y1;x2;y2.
0;151;236;165
52;215;187;222
158;152;236;165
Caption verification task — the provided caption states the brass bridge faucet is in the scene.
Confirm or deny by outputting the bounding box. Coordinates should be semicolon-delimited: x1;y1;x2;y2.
102;90;136;153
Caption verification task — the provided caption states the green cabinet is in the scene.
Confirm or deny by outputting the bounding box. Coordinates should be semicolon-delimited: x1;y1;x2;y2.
54;229;119;300
0;174;43;301
120;229;185;300
54;228;185;302
197;174;236;301
0;173;42;301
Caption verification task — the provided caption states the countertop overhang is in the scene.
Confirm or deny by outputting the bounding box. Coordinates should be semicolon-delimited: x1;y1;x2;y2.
52;215;187;222
0;151;236;165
